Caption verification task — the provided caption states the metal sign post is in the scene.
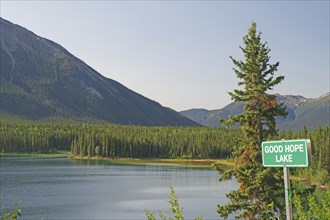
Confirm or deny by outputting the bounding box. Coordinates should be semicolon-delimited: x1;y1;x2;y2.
261;139;312;220
283;166;292;220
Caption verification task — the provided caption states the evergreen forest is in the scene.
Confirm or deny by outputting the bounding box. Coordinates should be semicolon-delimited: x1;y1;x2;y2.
1;120;329;180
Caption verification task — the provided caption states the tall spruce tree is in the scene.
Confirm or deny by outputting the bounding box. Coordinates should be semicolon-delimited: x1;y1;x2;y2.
213;22;288;219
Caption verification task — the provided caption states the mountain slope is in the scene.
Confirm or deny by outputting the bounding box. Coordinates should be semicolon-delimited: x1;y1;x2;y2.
181;102;244;127
0;18;197;126
181;94;330;130
277;93;329;130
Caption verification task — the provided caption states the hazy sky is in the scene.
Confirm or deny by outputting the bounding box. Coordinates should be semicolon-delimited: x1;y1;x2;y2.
1;1;329;111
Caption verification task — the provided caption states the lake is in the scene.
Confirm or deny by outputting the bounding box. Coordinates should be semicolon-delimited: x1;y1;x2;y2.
0;157;237;219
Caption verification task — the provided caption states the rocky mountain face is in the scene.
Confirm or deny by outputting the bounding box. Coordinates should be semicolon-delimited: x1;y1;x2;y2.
181;93;330;130
277;93;329;130
0;18;197;126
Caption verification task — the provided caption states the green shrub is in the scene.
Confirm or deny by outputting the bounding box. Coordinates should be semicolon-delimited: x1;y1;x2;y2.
292;190;330;220
145;187;204;220
0;200;22;220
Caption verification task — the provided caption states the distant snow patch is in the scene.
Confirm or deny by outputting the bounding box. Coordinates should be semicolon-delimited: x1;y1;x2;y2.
318;92;330;100
86;87;104;99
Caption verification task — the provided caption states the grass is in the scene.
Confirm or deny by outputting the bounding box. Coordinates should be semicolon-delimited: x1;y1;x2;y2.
1;150;236;168
0;151;71;159
71;155;236;168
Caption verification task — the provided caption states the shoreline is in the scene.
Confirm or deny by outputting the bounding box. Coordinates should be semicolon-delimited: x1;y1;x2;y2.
71;155;236;168
0;151;71;158
0;151;236;167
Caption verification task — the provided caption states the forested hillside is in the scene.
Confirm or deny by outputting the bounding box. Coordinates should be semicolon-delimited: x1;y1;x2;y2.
0;18;196;126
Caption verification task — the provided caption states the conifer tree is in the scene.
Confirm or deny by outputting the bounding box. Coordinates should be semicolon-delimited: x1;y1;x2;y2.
214;22;288;219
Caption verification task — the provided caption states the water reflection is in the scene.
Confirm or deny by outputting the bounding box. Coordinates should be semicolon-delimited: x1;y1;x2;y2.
1;157;237;219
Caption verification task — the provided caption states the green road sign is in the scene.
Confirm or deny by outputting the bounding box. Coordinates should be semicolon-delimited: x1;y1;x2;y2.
262;139;311;167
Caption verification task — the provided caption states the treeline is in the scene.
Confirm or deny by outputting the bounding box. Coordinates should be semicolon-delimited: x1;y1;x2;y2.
278;126;330;181
0;122;240;159
0;122;76;153
0;121;329;174
70;125;241;159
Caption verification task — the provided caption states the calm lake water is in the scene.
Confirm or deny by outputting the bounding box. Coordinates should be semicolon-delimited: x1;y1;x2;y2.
0;157;237;219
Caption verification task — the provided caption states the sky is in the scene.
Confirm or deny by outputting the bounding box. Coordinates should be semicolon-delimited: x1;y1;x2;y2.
1;1;329;111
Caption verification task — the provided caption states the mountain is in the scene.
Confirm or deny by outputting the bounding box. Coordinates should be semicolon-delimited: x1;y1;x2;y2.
181;102;244;127
0;18;197;126
277;93;330;130
181;93;330;130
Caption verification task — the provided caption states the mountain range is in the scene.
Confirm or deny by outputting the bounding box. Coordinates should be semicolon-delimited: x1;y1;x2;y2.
0;18;197;126
1;18;328;129
181;93;330;130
